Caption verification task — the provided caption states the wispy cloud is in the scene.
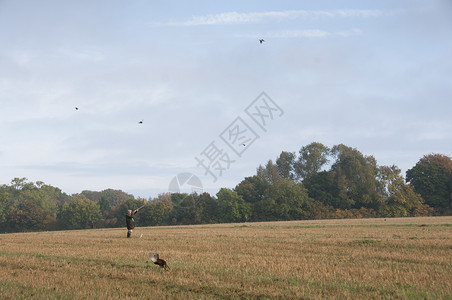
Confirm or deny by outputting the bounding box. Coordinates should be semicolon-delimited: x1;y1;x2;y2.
235;29;330;39
235;28;363;39
160;9;391;26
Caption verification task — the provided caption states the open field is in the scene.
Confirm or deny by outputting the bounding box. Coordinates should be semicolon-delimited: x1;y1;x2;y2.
1;217;451;299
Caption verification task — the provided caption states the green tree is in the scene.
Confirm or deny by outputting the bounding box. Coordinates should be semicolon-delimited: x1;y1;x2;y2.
0;186;12;226
235;175;269;204
276;151;296;180
406;154;452;212
378;165;428;217
119;198;147;224
194;192;218;224
169;193;198;225
104;197;142;227
10;177;35;190
143;194;173;226
7;200;50;232
81;190;102;202
82;189;134;216
303;171;338;207
303;145;381;210
257;160;281;184
216;188;250;223
39;184;70;216
295;142;330;181
60;194;103;229
330;144;381;210
258;179;313;221
0;178;68;232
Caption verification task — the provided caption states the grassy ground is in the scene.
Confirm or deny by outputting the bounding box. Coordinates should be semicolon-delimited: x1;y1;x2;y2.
0;216;451;299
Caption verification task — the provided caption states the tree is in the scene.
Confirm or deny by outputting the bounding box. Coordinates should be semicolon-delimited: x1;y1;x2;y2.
303;171;338;207
60;194;103;229
7;200;50;232
216;188;250;223
0;187;12;226
258;179;313;221
378;165;429;217
82;189;134;214
10;177;35;190
257;160;281;184
194;192;218;224
235;175;269;204
37;183;70;216
276;151;296;180
303;145;381;210
330;144;381;210
169;193;198;225
294;142;330;181
406;154;452;212
144;194;173;226
104;197;144;227
0;178;68;232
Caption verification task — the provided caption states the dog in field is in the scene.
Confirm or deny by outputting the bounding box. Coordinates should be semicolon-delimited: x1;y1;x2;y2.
149;253;169;270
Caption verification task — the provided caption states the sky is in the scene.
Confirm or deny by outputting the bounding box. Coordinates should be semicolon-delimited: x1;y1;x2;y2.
1;0;451;198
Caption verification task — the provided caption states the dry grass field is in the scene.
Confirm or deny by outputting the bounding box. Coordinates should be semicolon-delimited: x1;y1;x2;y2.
0;216;451;299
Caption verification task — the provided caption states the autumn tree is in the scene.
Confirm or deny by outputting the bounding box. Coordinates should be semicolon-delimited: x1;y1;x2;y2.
0;178;68;232
142;194;173;226
7;200;50;232
378;165;430;217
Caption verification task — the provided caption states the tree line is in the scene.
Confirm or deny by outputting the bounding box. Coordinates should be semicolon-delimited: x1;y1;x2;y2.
1;142;451;233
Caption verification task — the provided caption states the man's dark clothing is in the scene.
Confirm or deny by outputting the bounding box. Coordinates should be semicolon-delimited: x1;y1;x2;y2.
126;209;139;238
126;211;135;230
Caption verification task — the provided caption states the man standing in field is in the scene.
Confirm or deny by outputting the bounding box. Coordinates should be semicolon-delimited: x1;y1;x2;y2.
126;207;142;238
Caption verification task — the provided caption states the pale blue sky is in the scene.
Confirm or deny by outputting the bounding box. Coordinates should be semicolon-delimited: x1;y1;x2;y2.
1;0;451;197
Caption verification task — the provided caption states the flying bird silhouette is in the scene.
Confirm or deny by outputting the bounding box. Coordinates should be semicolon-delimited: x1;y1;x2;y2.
138;120;143;124
75;107;79;110
149;253;169;270
259;39;265;44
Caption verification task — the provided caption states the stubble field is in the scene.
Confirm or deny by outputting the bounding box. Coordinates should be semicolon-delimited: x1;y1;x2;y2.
0;216;451;299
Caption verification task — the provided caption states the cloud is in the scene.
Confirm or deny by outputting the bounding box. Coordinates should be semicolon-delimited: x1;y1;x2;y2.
235;28;363;39
57;47;106;62
160;9;391;26
236;29;330;39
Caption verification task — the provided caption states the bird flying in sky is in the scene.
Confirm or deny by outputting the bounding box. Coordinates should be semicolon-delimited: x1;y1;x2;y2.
259;39;265;44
